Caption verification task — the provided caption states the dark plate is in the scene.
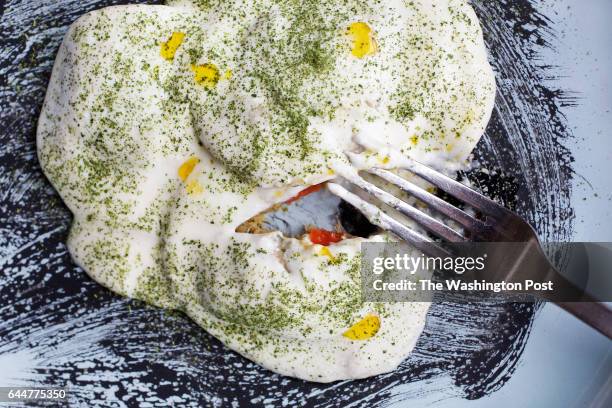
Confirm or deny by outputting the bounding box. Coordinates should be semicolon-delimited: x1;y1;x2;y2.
0;0;574;406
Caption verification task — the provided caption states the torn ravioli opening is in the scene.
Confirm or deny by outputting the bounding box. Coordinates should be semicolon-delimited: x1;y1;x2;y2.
236;183;380;238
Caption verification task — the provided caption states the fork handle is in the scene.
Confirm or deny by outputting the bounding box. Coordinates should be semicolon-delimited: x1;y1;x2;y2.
556;301;612;339
537;265;612;339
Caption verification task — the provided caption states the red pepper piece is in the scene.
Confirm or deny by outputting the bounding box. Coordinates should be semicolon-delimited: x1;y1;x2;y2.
284;183;324;204
309;228;344;246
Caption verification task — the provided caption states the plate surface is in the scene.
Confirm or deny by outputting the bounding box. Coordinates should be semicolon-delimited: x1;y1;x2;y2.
0;0;575;406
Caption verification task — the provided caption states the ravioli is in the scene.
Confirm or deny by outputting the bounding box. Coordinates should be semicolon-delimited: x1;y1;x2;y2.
37;0;495;382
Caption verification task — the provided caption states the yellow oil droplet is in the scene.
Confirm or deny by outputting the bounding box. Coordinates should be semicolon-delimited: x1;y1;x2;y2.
343;314;380;340
224;69;233;80
319;246;335;260
379;155;390;164
160;32;185;61
327;168;335;176
410;135;419;146
446;143;454;152
191;63;220;88
274;190;284;198
178;156;200;181
347;22;377;58
186;180;204;195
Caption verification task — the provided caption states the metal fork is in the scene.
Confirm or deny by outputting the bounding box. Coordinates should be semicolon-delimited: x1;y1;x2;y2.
327;158;612;339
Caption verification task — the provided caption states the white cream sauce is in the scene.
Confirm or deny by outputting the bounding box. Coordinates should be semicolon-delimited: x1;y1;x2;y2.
37;0;495;382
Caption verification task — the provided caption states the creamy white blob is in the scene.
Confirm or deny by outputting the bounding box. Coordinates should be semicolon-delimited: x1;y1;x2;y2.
37;0;495;382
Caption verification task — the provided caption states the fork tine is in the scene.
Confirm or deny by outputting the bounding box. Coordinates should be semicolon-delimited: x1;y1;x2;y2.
327;183;451;258
398;158;507;217
342;172;466;242
368;168;485;231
